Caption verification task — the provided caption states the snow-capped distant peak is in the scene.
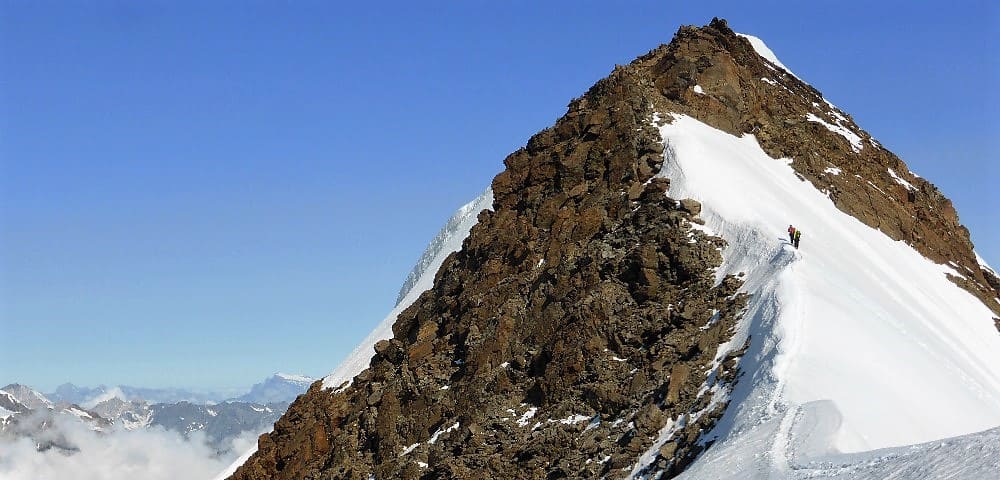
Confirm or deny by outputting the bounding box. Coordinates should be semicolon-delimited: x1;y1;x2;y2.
737;33;798;79
274;373;315;384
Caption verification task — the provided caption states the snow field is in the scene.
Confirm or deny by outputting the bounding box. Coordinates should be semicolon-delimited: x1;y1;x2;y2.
655;113;1000;478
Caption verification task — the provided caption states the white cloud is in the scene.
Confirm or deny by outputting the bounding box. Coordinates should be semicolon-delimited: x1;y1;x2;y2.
0;413;259;480
81;386;126;409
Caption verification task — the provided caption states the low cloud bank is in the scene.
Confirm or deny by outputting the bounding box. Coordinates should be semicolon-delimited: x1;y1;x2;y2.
81;386;127;409
0;413;258;480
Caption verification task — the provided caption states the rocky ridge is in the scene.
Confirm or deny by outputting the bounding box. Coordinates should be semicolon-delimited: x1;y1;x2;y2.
231;27;745;480
227;18;999;480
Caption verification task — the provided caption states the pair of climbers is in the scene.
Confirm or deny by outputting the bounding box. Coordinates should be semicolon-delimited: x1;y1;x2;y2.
787;224;802;249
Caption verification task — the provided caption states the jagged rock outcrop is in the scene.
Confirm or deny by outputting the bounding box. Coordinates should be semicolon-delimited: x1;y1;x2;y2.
229;18;999;480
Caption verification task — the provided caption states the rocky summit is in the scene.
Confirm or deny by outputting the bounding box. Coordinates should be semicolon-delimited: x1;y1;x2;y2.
227;18;999;480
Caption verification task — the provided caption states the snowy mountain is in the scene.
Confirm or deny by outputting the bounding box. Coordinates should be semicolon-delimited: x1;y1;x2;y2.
46;372;314;408
149;401;286;451
394;190;495;306
220;18;1000;480
234;373;315;404
1;374;308;455
48;383;106;405
0;390;29;414
0;390;30;428
0;385;111;452
2;384;54;410
90;397;153;430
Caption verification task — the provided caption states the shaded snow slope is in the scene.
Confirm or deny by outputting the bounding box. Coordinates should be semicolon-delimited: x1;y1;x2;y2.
737;33;798;79
235;373;314;404
212;189;493;480
321;188;493;391
653;114;1000;477
682;401;1000;479
395;190;495;306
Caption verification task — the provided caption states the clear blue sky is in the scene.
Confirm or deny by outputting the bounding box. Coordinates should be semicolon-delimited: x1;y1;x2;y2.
2;1;996;392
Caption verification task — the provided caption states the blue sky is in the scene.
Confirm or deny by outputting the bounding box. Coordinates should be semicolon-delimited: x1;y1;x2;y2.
1;1;996;392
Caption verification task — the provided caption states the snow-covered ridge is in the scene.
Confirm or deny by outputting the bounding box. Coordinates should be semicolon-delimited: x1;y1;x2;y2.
737;33;798;79
976;251;997;278
805;113;863;152
886;168;915;191
653;113;1000;478
396;189;495;305
323;188;493;391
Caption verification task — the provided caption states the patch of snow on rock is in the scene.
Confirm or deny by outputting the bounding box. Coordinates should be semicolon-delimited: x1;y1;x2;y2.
806;113;863;152
887;168;915;191
737;33;798;79
516;407;538;427
429;422;459;444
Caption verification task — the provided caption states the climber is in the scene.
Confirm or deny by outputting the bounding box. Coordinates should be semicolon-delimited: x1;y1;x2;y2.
793;229;802;249
787;224;796;243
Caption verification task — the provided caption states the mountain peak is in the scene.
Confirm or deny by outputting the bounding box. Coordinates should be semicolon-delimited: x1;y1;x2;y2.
223;19;1000;480
2;383;53;410
624;21;999;313
708;16;731;32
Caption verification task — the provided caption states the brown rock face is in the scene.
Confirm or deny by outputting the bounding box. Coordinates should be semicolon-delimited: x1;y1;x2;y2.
231;52;745;480
229;17;999;480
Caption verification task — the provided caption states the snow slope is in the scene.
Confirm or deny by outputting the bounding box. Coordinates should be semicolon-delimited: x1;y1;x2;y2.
737;33;799;79
653;113;1000;478
321;188;493;391
212;188;493;480
395;189;496;306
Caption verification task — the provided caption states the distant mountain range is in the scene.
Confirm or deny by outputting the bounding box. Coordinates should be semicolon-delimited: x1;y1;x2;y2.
0;373;316;454
50;383;237;405
44;372;315;406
